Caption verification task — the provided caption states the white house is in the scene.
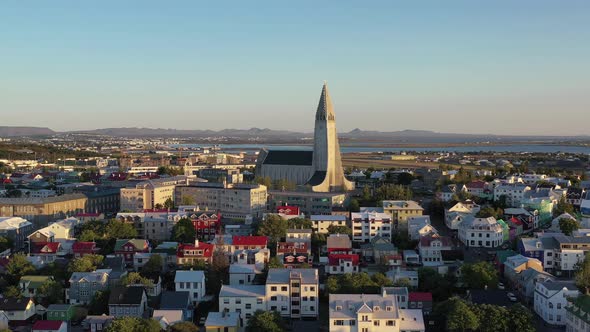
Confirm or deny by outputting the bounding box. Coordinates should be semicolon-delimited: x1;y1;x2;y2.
219;285;266;323
407;216;437;241
266;268;319;319
418;234;452;267
229;264;260;286
494;184;532;207
458;216;504;248
329;292;425;332
444;200;481;230
174;270;206;305
534;280;579;326
351;211;392;243
387;268;419;288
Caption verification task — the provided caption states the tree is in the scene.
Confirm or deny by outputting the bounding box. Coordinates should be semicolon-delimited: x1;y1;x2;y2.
576;253;590;295
105;317;161;332
38;279;64;303
471;304;509;332
286;218;313;229
208;248;230;295
461;261;498;289
164;198;175;210
327;224;352;236
88;290;110;315
508;304;535;332
375;184;413;201
68;254;104;273
168;321;199;332
256;215;287;246
475;206;503;219
104;219;138;239
255;176;272;189
268;256;284;269
2;285;22;298
554;196;575;217
172;218;196;244
445;297;479;331
5;253;35;284
141;254;163;279
121;272;154;288
361;185;372;201
371;273;392;287
348;198;360;212
418;267;456;301
79;229;101;242
559;217;580;236
397;172;414;185
0;236;13;252
180;196;195;206
247;310;286;332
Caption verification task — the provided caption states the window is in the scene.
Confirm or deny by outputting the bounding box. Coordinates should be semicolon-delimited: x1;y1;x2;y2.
362;328;369;332
334;320;344;326
223;299;229;304
310;286;315;292
246;304;251;309
271;286;277;291
362;315;369;322
557;303;562;309
374;320;380;326
257;298;263;304
310;296;316;301
235;299;241;304
349;320;356;326
387;320;395;326
281;286;288;291
271;296;277;301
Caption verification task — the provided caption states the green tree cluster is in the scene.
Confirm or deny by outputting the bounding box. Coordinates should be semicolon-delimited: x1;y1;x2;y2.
554;196;575;217
326;272;392;294
461;261;499;289
105;317;161;332
576;253;590;295
0;236;13;252
475;206;504;219
375;184;413;201
246;310;286;332
68;254;104;273
168;321;200;332
435;297;535;332
417;267;457;301
172;218;196;244
559;217;580;236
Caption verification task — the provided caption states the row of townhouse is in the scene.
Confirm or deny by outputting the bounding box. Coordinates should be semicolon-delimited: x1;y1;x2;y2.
519;232;590;276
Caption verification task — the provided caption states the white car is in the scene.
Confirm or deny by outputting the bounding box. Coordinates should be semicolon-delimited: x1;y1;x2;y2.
498;283;505;290
508;295;518;302
507;292;515;297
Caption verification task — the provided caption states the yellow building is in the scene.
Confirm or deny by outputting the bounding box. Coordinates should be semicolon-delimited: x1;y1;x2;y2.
381;200;424;231
120;176;188;212
0;194;87;227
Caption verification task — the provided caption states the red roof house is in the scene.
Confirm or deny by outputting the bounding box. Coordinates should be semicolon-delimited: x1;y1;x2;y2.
327;253;360;274
232;236;268;250
276;206;300;216
177;240;215;265
409;292;433;314
72;241;99;258
33;320;66;332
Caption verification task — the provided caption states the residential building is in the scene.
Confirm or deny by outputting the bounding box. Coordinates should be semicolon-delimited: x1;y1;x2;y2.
418;234;452;267
45;217;80;239
0;311;7;330
108;286;148;318
29;242;61;262
407;216;436;241
46;304;74;321
359;236;397;264
229;264;261;285
381;200;424;231
84;316;115;332
176;240;215;266
310;215;348;234
516;268;555;304
160;291;193;322
381;287;409;309
351;210;392;243
519;233;590;276
566;295;590;332
444;200;480;230
72;241;99;258
19;275;54;298
277;242;311;267
327;233;352;254
286;229;312;243
219;285;266;323
67;271;109;305
504;254;543;285
0;297;35;324
494;184;532;207
32;320;67;332
152;310;183;330
458;216;504;248
439;184;457;202
175;183;267;221
387;269;419;288
0;217;33;251
409;292;433;315
114;239;150;264
120;176;187;212
266;268;319;319
326;254;360;274
535;280;579;326
205;312;241;332
175;270;206;304
329;292;425;332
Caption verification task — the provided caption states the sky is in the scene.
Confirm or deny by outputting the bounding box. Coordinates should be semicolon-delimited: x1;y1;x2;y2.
1;1;589;135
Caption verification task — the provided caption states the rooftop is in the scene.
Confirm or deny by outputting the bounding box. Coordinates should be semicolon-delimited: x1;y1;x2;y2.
219;285;265;298
174;270;205;282
205;311;240;327
266;268;318;284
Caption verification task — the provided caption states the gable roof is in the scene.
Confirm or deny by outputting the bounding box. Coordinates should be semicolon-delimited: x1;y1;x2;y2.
174;270;205;283
260;150;313;166
114;239;148;251
0;297;33;311
72;241;97;251
160;291;190;309
31;242;61;254
32;320;65;331
409;292;433;302
108;286;146;305
328;254;359;266
232;236;267;246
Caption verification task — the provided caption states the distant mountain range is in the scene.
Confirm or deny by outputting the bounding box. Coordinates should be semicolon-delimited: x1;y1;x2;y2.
0;126;588;144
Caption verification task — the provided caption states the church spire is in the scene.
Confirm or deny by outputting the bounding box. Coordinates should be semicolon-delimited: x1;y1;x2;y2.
316;81;335;121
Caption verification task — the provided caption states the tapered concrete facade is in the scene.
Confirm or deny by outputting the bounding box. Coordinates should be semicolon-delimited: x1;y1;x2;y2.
308;83;354;192
255;82;354;193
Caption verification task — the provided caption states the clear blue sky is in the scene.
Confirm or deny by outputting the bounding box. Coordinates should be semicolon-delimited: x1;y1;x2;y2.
1;1;589;135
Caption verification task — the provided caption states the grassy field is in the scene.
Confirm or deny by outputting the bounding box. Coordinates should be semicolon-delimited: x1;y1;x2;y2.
341;155;485;171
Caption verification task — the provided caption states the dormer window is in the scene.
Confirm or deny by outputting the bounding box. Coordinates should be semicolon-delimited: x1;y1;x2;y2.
386;306;393;311
373;306;380;311
335;305;342;311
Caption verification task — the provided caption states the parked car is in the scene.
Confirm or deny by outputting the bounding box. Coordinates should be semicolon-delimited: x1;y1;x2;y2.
498;282;505;290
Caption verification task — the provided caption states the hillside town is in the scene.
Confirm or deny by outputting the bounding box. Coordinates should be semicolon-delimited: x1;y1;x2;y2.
0;84;589;332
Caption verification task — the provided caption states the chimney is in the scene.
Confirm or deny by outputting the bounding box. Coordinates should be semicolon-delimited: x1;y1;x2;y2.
194;239;199;247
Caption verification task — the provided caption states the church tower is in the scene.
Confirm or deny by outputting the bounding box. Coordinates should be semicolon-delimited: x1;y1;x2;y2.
307;82;355;192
